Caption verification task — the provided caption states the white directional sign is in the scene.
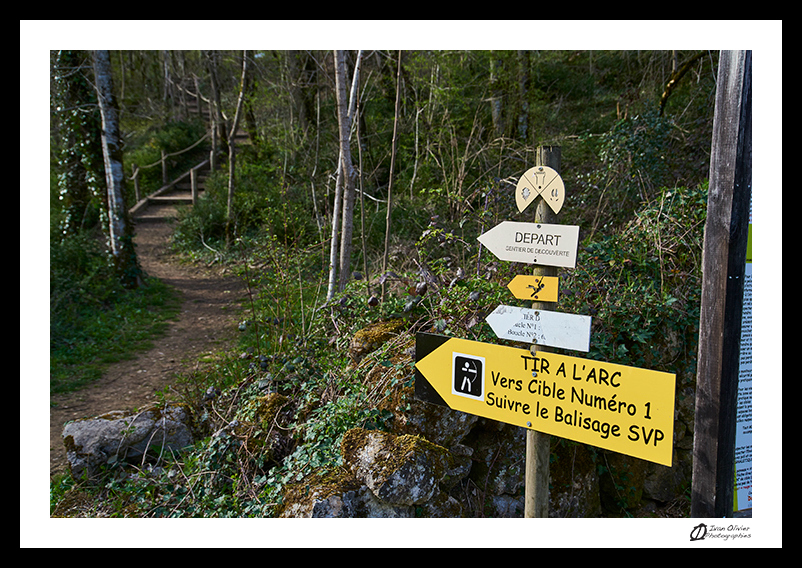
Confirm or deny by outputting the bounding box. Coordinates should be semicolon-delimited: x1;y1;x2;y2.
486;305;591;352
477;221;579;268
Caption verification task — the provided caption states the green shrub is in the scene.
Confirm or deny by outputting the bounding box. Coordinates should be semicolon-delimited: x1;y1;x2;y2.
172;162;319;253
560;183;707;379
125;120;208;201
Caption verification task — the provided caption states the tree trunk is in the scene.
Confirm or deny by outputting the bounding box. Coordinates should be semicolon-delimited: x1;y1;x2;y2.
326;50;349;301
381;51;402;299
338;50;363;290
490;52;504;138
659;50;706;116
93;49;141;288
327;50;362;299
225;50;249;245
52;50;104;237
204;50;229;162
517;50;530;142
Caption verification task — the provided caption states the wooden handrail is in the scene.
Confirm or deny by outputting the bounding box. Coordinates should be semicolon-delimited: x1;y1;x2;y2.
128;131;210;179
129;158;210;217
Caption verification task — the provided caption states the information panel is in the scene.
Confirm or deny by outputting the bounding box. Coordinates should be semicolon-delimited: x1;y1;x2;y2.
734;201;752;512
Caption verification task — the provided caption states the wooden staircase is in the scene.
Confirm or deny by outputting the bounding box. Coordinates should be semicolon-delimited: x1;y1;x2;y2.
129;75;251;224
130;159;211;223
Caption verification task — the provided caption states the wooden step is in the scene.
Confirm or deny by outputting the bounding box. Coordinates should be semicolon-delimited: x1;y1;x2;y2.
148;195;194;205
132;203;181;223
129;158;211;220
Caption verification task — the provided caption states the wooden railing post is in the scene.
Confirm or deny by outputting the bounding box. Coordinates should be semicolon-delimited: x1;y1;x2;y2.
191;166;198;206
132;164;141;203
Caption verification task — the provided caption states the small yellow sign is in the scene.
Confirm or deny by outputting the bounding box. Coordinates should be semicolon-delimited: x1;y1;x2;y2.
415;334;676;466
507;275;559;302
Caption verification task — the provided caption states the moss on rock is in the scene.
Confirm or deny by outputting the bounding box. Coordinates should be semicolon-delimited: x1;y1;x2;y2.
340;427;457;506
348;318;407;362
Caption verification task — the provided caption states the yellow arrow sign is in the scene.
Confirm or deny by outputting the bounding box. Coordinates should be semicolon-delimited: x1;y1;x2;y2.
507;275;559;302
414;333;676;466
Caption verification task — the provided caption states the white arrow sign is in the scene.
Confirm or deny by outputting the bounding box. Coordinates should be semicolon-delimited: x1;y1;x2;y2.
486;304;591;352
477;221;579;268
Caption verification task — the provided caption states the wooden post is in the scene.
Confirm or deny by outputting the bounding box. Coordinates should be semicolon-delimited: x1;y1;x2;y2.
132;164;141;203
191;166;198;206
524;145;560;518
161;149;168;185
691;50;752;518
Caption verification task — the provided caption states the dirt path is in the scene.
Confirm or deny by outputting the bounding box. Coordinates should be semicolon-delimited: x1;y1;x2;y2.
49;207;247;477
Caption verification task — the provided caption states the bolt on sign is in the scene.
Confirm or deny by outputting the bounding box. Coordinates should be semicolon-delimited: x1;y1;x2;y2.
477;221;580;268
414;333;676;466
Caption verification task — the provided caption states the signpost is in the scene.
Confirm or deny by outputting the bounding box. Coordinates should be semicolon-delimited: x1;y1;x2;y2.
522;146;562;517
414;333;677;466
691;50;752;518
415;145;679;517
506;274;559;302
477;220;579;268
485;305;591;352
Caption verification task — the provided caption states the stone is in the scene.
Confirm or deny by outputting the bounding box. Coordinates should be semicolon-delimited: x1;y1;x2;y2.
402;396;479;448
598;451;648;513
278;468;412;518
461;419;526;515
62;403;194;482
340;428;454;506
234;393;293;466
643;449;690;503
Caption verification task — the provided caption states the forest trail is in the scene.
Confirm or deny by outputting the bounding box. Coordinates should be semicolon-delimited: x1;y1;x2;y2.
49;201;248;477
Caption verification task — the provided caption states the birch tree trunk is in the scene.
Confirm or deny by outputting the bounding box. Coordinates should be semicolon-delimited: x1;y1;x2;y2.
204;50;229;166
327;50;362;300
490;52;504;138
381;51;402;299
93;49;141;288
326;50;348;301
226;50;249;245
338;50;363;290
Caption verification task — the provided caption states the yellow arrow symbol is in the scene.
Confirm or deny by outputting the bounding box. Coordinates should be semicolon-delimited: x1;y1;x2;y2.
507;275;559;302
